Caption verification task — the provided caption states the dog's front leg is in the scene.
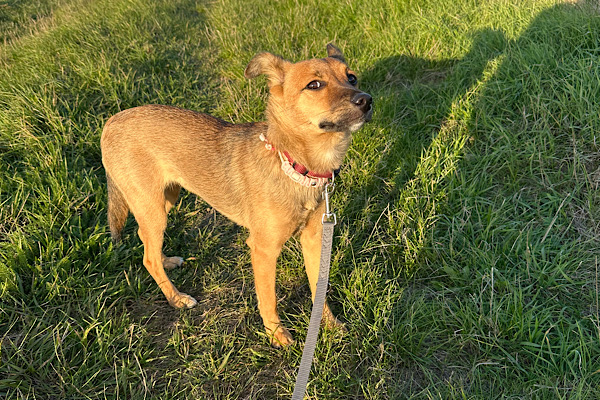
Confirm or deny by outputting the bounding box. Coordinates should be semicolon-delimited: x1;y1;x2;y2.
300;202;344;329
247;232;294;347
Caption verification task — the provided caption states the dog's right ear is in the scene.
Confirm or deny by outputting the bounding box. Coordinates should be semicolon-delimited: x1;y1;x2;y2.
244;52;291;88
326;43;346;63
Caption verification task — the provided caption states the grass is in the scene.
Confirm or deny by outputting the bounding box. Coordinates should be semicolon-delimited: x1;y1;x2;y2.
1;0;600;398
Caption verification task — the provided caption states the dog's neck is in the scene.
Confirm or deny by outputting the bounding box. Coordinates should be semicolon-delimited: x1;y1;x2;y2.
264;115;350;174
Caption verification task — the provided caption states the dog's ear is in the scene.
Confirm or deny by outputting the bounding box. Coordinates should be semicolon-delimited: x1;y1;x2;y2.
244;52;290;88
326;43;345;63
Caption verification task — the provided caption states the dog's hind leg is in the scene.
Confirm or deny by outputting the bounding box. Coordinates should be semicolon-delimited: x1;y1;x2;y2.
134;195;197;309
164;184;181;213
161;184;184;270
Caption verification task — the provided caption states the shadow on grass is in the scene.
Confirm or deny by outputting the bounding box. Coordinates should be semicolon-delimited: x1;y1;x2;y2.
335;1;600;397
342;1;599;280
337;27;507;280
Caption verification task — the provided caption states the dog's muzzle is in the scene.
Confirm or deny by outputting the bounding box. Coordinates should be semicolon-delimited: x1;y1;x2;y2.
318;92;374;131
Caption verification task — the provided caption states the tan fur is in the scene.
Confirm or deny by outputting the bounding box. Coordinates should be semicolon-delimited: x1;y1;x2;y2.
100;44;372;347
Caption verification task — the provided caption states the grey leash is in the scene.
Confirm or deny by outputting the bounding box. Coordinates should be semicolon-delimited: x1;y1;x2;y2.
291;181;337;400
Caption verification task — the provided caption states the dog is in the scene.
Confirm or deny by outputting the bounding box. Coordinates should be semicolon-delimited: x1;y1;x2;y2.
100;44;373;347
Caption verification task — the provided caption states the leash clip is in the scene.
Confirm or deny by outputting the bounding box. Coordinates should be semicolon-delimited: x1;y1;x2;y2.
321;176;337;225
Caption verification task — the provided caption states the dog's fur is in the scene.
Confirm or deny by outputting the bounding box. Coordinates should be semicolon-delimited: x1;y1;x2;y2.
100;44;372;346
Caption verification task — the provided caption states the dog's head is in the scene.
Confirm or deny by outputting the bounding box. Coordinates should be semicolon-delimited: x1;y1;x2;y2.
245;44;372;135
245;45;372;170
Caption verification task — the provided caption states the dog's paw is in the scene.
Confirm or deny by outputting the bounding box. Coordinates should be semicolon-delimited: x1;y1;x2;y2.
268;325;295;348
169;292;197;309
163;256;184;270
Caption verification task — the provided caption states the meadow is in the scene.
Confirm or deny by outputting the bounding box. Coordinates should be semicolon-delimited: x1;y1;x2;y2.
1;0;600;398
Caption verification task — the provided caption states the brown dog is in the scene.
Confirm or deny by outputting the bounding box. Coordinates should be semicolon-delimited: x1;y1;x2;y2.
100;44;372;346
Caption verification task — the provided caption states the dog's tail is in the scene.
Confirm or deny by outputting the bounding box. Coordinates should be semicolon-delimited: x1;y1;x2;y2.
106;174;129;242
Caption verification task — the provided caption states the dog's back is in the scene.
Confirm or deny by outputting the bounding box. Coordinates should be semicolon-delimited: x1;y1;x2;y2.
101;105;257;228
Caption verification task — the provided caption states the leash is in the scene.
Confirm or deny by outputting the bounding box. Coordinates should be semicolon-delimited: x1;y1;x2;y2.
291;180;337;400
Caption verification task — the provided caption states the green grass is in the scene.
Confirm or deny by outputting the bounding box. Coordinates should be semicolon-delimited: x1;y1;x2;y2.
1;0;600;398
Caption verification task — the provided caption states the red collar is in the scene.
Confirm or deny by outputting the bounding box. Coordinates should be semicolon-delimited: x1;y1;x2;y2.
280;150;335;179
259;133;338;187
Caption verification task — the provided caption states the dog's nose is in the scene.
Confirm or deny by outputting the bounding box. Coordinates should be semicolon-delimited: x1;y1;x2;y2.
352;92;373;113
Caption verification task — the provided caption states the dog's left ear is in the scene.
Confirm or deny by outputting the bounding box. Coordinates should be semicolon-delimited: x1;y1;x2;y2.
326;43;345;63
244;52;291;88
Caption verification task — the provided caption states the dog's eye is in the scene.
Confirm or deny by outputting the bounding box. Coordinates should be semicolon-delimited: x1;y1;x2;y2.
348;74;358;86
306;80;324;90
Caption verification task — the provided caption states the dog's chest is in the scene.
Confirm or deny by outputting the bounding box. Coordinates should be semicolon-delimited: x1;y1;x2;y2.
292;193;322;234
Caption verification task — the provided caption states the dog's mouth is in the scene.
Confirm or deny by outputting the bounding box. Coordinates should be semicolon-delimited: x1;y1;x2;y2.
319;109;373;133
318;121;337;130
